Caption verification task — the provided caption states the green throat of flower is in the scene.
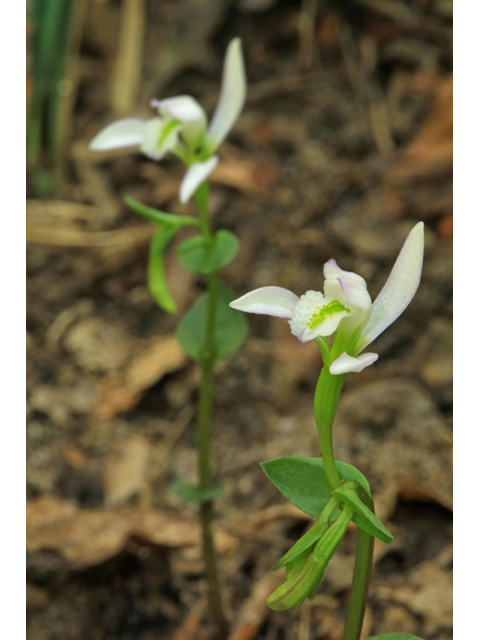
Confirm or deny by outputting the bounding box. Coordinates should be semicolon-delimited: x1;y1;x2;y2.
307;300;350;329
157;118;182;149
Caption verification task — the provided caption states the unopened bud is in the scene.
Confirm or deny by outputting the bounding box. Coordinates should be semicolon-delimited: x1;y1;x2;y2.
267;505;354;611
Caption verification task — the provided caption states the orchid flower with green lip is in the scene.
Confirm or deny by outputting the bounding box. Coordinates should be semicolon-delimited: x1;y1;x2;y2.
89;38;246;204
230;222;424;375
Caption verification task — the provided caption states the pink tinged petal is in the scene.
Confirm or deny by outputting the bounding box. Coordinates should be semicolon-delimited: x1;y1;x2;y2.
154;96;207;126
229;286;299;319
355;222;425;354
323;259;372;312
329;352;378;375
140;117;179;161
206;38;246;150
179;156;219;203
89;118;146;151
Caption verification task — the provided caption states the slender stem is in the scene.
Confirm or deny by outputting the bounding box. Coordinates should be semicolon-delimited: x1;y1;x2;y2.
198;271;219;490
342;491;375;640
314;365;375;640
313;366;345;490
194;182;228;638
195;181;213;245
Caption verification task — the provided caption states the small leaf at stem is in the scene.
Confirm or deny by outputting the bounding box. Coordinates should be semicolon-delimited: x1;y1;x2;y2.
260;457;371;518
148;226;180;313
333;482;394;544
125;195;199;228
176;230;239;275
170;481;225;503
176;281;248;361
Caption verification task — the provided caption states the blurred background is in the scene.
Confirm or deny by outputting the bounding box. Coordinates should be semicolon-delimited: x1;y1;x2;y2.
26;1;452;639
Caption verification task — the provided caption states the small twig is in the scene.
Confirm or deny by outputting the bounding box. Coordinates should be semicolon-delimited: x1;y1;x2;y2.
228;573;284;640
111;0;145;116
298;599;312;640
157;407;195;464
298;0;319;70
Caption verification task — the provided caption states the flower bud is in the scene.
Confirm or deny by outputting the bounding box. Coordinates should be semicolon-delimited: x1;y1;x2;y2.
267;505;354;611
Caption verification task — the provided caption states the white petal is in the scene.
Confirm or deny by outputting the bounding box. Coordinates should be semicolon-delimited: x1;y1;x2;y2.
323;259;372;312
179;156;219;203
153;96;207;125
140;117;179;161
89;118;146;151
355;222;424;354
289;291;350;343
229;286;299;318
206;38;246;150
329;352;378;375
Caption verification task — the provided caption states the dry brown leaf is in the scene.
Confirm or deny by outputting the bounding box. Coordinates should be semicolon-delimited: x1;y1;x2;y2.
104;435;151;506
377;559;452;633
211;152;279;195
271;317;322;406
125;335;186;391
62;447;88;469
27;496;235;568
91;335;187;420
228;573;283;640
173;604;207;640
90;382;144;421
387;76;453;218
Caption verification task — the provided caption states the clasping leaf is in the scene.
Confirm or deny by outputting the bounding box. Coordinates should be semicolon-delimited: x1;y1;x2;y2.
333;481;393;544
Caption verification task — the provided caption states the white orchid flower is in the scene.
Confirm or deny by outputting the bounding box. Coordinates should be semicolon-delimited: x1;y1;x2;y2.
230;222;424;375
89;38;246;203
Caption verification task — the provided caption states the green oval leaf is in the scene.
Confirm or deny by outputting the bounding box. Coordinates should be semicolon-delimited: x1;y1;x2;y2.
333;482;394;544
170;481;224;503
125;195;199;228
176;281;248;361
366;635;423;640
260;457;371;518
177;230;239;275
148;226;181;313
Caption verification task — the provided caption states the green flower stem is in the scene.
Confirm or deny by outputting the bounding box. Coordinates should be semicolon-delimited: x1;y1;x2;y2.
193;182;228;638
313;366;345;490
195;181;213;246
342;490;375;640
314;364;375;640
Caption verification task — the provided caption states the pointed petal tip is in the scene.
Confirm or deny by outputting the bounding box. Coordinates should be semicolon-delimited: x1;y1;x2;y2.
89;118;146;152
206;37;246;150
355;221;425;353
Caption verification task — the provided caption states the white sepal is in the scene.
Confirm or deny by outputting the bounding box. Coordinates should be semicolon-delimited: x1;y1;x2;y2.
229;286;299;319
206;38;246;150
179;156;219;203
89;118;146;151
355;222;424;354
329;352;378;375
